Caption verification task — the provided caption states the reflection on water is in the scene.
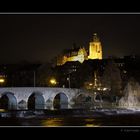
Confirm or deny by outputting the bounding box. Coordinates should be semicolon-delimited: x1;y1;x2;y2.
42;118;64;127
84;119;100;127
0;109;6;112
0;115;102;126
1;110;140;126
41;117;100;127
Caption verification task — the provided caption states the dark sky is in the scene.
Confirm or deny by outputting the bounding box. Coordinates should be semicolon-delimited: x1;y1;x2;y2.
0;14;140;64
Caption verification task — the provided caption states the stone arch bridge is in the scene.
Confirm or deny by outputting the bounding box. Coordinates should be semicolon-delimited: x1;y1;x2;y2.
0;87;93;110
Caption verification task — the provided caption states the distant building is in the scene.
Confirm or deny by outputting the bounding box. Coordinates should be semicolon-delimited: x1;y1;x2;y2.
57;33;102;66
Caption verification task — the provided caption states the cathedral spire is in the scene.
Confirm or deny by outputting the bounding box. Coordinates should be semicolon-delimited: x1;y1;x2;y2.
93;33;99;42
88;33;102;60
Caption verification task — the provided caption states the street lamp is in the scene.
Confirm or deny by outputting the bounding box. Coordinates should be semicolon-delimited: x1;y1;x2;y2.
0;78;5;83
50;78;57;86
0;77;5;87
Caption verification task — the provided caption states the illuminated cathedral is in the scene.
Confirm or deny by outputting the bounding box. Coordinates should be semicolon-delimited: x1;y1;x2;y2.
57;33;102;66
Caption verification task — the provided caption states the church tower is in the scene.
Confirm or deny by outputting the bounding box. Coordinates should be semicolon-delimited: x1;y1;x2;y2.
88;33;102;60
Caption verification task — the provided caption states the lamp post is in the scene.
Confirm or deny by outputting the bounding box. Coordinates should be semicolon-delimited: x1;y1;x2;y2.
67;73;71;88
33;71;36;87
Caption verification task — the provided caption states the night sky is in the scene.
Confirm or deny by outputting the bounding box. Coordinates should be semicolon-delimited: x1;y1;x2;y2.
0;14;140;64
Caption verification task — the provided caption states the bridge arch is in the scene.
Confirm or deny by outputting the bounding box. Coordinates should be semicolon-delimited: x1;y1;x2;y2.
95;94;102;102
75;94;86;107
27;92;45;110
72;94;93;109
0;92;17;110
53;93;68;109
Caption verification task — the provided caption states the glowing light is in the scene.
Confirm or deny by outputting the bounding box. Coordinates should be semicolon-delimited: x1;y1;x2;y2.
123;70;127;73
97;87;101;90
50;78;57;85
0;109;6;112
0;78;5;83
89;83;93;86
103;87;108;91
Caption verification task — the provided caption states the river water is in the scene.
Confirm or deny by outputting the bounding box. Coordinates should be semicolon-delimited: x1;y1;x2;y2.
1;109;140;127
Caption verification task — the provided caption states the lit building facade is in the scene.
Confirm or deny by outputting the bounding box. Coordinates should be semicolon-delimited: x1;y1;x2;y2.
57;33;102;66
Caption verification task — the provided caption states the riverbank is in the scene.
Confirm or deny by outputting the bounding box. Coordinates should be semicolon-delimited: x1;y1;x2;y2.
1;108;140;119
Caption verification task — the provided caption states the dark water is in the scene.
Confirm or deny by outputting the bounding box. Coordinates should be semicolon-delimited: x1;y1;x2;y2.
1;109;140;127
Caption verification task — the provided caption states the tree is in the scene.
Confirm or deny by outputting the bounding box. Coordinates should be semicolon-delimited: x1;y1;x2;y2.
36;63;55;86
102;59;122;97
